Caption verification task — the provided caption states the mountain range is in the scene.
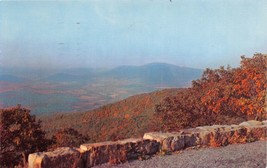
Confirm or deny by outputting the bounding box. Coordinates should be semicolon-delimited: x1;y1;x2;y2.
43;63;202;87
0;74;26;83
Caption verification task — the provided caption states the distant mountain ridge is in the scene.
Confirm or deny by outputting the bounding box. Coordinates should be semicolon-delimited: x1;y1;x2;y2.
1;63;202;114
44;63;202;87
105;63;202;87
0;74;26;83
45;73;86;82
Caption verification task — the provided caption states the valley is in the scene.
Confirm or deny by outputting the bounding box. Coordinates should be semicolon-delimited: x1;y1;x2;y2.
0;63;202;115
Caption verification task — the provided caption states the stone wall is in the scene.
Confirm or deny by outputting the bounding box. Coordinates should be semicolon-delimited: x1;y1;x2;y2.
28;120;267;168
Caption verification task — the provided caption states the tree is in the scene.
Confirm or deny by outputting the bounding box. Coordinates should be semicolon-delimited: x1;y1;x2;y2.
51;128;89;149
193;66;238;116
232;54;267;119
194;54;267;119
0;122;12;167
154;54;266;131
0;105;52;167
154;88;213;131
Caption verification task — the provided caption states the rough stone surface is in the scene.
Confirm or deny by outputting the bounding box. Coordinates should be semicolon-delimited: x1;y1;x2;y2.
262;120;267;125
245;125;267;140
80;138;159;167
143;132;185;152
144;121;267;150
239;120;263;126
170;135;185;151
28;147;82;168
162;135;184;152
182;128;202;147
143;132;175;143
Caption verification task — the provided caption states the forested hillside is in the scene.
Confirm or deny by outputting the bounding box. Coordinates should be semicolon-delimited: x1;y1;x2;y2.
40;88;183;142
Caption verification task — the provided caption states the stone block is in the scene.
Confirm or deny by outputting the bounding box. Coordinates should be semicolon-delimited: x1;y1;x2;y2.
143;132;176;143
197;129;212;146
170;135;185;151
245;125;267;140
161;135;185;152
239;120;263;127
80;138;159;167
28;147;83;168
144;132;184;152
182;128;202;147
262;120;267;125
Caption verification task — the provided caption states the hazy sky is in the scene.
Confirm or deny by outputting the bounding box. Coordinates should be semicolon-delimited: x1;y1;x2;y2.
0;0;267;69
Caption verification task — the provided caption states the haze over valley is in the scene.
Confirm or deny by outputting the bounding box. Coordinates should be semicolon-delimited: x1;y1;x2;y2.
0;63;202;114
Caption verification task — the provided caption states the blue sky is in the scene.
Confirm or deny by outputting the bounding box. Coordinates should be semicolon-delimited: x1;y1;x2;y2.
0;0;267;69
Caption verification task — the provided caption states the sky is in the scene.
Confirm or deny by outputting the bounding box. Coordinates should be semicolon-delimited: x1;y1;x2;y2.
0;0;267;69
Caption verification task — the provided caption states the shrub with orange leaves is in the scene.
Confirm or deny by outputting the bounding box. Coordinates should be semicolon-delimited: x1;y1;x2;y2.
232;54;267;119
155;54;266;132
51;128;89;149
193;53;266;120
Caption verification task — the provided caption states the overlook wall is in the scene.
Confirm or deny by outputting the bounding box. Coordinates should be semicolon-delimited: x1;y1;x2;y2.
28;120;267;168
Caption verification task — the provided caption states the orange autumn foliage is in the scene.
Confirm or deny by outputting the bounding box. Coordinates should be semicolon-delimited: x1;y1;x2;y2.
194;53;266;119
232;54;267;118
156;54;266;132
51;128;89;149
